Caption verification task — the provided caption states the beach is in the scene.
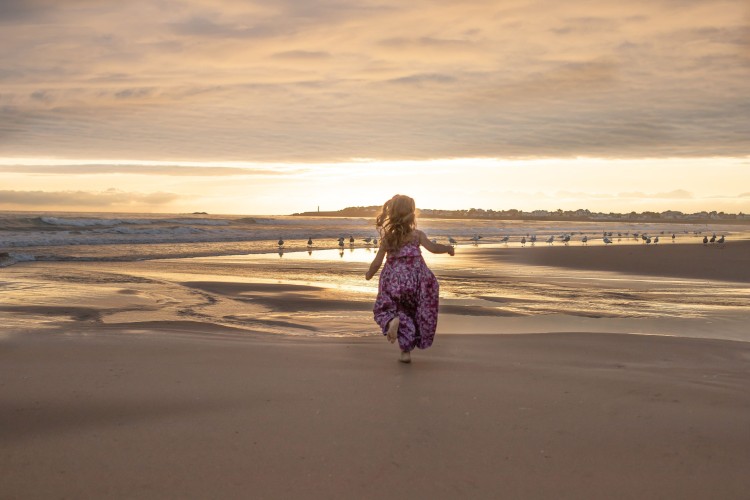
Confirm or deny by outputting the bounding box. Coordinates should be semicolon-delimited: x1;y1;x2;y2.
5;0;750;496
2;218;750;498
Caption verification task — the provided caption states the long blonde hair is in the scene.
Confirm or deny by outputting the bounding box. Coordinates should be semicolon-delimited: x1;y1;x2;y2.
376;194;416;251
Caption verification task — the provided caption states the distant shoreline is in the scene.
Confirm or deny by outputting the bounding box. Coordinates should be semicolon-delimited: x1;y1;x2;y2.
291;209;750;225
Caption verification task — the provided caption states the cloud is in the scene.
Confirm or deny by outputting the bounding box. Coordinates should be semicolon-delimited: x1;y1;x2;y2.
617;189;695;199
0;163;304;176
0;0;748;161
0;189;180;207
271;50;331;60
551;16;624;35
386;73;458;85
114;88;156;100
0;0;51;23
170;16;281;39
553;189;695;200
378;36;478;50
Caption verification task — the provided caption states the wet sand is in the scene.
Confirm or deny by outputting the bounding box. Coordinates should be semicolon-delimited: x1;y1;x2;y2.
470;240;750;283
2;241;749;498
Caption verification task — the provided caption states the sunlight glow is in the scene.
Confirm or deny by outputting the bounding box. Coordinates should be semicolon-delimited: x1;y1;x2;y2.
1;156;748;214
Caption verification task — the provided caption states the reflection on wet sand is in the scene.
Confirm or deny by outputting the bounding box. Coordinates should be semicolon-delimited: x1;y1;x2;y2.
2;241;749;342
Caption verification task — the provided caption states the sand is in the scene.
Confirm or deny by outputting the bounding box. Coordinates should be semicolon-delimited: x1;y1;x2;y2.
470;240;750;283
2;329;749;499
2;241;750;498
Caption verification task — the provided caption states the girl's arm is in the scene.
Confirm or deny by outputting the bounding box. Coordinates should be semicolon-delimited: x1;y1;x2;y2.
365;246;387;280
418;230;455;256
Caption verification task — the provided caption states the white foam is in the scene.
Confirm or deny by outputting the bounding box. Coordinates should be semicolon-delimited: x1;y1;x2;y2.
40;216;132;227
39;216;230;227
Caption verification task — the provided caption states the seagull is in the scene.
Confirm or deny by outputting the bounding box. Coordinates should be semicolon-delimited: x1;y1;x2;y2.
500;236;510;244
646;237;652;245
363;237;372;244
603;236;612;245
671;233;676;242
653;236;659;244
338;237;345;249
703;236;709;245
431;238;438;244
717;235;725;244
470;235;482;244
307;237;313;247
521;236;526;247
582;235;588;245
562;234;571;245
278;238;284;247
349;236;355;245
448;236;457;245
530;235;537;245
709;234;716;243
546;235;554;245
373;238;378;247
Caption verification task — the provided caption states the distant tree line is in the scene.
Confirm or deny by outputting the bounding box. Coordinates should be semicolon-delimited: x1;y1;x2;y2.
292;206;750;223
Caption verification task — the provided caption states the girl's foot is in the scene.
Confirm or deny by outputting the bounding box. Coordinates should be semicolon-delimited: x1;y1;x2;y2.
399;351;411;364
386;317;399;344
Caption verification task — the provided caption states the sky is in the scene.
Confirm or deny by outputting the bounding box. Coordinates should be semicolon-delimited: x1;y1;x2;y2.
1;0;749;214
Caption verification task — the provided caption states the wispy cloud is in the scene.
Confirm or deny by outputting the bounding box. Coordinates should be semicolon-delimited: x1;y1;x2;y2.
0;163;304;176
617;189;695;199
271;50;331;60
0;189;180;207
553;189;696;200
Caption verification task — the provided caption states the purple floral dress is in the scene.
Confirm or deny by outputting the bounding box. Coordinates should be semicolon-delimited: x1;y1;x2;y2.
373;234;439;352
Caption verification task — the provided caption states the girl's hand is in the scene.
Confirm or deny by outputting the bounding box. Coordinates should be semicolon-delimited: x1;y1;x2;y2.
448;246;455;256
365;271;373;280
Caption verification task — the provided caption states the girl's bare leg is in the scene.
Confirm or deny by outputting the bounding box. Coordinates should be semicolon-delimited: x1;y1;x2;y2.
386;316;399;343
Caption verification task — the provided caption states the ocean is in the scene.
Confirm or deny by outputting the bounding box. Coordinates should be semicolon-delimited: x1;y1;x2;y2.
0;210;740;266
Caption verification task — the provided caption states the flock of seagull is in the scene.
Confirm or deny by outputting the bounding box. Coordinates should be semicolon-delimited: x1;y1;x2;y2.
275;230;727;251
492;230;728;247
277;236;379;250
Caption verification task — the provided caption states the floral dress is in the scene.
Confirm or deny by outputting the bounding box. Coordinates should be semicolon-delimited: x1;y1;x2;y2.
373;234;440;352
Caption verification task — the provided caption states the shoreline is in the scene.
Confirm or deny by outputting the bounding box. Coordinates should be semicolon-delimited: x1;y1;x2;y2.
1;240;748;342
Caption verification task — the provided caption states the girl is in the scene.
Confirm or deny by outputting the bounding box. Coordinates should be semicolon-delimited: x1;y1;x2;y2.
365;195;454;363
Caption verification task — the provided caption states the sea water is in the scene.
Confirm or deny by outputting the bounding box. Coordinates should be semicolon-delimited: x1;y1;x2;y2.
1;210;743;265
